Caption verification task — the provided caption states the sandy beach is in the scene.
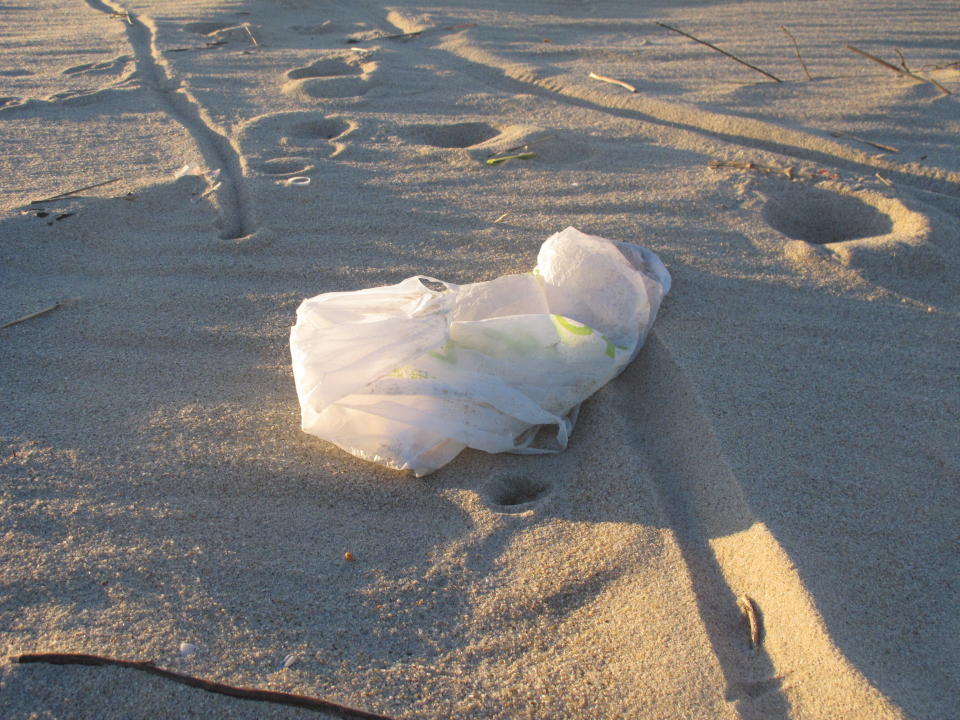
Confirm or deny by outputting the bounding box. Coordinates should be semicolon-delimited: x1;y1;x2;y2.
1;1;958;718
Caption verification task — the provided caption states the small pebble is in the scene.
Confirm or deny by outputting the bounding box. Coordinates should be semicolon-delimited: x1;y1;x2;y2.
179;642;197;657
344;551;354;561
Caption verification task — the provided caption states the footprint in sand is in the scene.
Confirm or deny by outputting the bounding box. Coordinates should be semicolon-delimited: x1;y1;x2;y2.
62;55;132;77
182;21;260;47
763;184;893;244
237;112;357;176
765;182;959;303
398;122;592;167
280;115;356;153
281;55;377;100
250;157;315;177
404;122;502;149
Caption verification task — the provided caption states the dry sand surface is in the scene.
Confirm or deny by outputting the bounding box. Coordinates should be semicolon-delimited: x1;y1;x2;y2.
1;1;958;718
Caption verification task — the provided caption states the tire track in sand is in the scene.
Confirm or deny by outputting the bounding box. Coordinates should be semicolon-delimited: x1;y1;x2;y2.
84;0;255;239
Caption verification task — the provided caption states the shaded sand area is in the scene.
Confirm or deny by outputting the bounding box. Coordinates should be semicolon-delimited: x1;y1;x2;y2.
1;1;958;718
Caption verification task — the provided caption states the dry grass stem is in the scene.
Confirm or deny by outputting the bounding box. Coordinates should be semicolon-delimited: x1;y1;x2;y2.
829;131;900;153
1;299;75;330
30;178;122;204
242;23;259;47
709;159;794;179
656;22;782;83
780;25;812;80
589;71;637;92
847;45;951;95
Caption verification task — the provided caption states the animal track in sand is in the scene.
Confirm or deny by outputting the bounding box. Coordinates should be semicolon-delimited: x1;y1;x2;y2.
405;122;502;149
62;55;132;76
486;475;552;512
762;184;893;244
282;55;377;100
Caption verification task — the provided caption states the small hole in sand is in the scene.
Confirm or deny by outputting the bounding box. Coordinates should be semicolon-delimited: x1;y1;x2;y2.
763;186;893;244
488;476;551;511
406;122;501;149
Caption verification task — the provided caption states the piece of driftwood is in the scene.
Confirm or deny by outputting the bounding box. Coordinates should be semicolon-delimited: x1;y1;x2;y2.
588;71;637;92
656;22;782;83
12;653;399;720
846;45;951;95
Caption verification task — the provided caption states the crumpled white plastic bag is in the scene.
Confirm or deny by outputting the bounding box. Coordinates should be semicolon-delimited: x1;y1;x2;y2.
290;227;671;476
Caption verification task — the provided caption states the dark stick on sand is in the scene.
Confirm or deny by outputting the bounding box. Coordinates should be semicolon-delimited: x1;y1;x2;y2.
655;22;782;82
846;45;951;95
30;178;122;204
780;25;812;80
13;653;400;720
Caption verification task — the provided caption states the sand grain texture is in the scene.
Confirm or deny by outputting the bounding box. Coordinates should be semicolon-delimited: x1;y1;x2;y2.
1;1;957;718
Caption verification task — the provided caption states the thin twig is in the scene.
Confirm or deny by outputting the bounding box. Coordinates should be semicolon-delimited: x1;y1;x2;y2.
780;25;811;80
709;159;794;179
919;59;960;72
875;172;894;187
1;299;75;330
847;45;951;95
656;22;782;82
12;653;398;720
242;23;259;47
894;48;910;74
379;30;423;40
588;71;636;92
829;130;899;153
30;178;122;205
736;595;761;649
347;23;475;44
